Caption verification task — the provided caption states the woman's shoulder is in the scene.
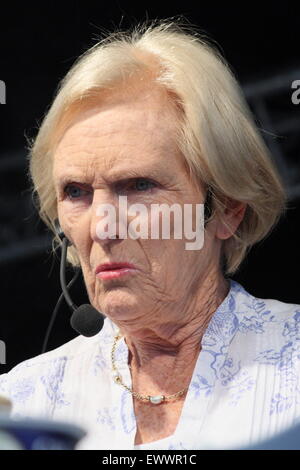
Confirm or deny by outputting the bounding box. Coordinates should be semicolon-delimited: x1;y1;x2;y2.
231;279;300;325
0;335;81;399
229;280;300;362
0;316;115;400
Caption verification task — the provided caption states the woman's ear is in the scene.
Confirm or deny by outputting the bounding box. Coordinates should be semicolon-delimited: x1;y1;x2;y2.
216;199;247;240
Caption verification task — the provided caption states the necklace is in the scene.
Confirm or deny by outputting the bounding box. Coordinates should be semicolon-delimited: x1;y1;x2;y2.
111;332;189;405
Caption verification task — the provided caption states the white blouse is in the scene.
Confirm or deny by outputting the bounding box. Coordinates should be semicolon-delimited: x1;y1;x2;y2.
0;279;300;450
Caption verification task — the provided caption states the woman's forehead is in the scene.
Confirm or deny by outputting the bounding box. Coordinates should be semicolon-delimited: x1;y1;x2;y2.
52;97;184;174
54;82;181;147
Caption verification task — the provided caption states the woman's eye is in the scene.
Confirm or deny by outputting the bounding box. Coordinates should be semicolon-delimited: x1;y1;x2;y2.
129;178;157;192
135;178;155;191
64;184;90;199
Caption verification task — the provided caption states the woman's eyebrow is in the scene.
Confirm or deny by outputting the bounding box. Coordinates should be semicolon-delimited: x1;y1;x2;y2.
54;165;174;187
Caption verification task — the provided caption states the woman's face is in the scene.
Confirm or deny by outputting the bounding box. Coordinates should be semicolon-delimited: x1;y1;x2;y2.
53;87;223;332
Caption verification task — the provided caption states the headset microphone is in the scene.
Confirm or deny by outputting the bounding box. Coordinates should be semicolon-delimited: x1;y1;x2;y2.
41;229;105;354
60;237;105;337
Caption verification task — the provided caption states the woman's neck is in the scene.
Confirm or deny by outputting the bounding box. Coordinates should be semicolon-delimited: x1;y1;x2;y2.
122;273;230;379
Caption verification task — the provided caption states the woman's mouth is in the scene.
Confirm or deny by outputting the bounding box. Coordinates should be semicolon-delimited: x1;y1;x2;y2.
95;262;138;280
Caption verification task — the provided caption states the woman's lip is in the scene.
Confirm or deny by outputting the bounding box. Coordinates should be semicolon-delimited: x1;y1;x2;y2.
95;263;139;280
96;267;138;280
95;262;137;274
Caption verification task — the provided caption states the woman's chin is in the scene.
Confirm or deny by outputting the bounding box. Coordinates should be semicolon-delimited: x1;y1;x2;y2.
95;289;142;322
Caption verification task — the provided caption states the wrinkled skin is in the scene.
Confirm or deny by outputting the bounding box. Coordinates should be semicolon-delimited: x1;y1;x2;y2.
53;84;246;442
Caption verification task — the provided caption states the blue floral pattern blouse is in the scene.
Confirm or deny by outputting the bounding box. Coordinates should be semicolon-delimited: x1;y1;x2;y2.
0;279;300;450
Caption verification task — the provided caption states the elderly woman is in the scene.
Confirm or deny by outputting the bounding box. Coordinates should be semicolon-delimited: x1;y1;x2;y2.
0;20;299;451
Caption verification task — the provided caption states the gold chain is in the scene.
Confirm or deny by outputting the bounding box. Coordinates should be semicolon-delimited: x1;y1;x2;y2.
111;333;189;405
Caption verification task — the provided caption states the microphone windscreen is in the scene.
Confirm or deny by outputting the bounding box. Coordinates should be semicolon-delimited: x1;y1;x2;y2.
70;305;105;337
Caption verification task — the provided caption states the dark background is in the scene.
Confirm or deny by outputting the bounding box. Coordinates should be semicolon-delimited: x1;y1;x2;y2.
0;1;299;373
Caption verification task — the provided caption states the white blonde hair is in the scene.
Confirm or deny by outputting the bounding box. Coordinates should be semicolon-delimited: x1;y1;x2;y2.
28;18;287;274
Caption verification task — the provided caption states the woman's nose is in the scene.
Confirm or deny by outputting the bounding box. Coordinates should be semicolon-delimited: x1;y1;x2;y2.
89;190;123;245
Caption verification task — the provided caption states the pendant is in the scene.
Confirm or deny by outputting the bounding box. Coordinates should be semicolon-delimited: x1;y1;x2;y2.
149;395;165;405
112;371;121;383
